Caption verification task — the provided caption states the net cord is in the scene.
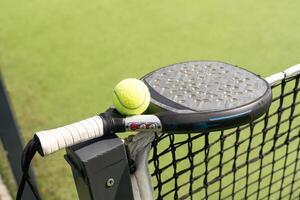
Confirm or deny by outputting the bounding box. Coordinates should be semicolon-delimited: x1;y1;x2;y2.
126;131;156;200
265;64;300;86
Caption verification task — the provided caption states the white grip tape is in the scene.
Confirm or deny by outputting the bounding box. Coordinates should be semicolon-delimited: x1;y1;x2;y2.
35;116;104;156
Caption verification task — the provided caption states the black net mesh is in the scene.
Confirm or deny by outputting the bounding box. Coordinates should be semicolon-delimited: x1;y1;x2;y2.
149;74;300;200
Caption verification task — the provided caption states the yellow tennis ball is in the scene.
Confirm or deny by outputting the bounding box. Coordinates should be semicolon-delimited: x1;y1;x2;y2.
112;78;151;115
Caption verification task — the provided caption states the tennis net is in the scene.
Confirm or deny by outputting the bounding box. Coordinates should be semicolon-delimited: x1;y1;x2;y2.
149;73;300;199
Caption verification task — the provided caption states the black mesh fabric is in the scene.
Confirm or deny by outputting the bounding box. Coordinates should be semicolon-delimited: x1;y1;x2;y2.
149;74;300;200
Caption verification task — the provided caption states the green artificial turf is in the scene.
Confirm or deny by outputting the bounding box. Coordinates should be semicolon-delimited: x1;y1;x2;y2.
0;0;300;199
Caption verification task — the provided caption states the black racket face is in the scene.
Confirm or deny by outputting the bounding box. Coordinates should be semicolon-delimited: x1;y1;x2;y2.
142;61;272;132
143;61;269;113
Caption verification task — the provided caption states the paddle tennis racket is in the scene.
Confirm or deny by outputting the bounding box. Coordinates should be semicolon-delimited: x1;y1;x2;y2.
17;61;272;199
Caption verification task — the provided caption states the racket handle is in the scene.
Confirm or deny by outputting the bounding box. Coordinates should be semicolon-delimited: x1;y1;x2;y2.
35;116;104;156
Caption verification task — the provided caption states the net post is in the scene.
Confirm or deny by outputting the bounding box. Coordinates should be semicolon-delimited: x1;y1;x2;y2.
65;135;134;200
